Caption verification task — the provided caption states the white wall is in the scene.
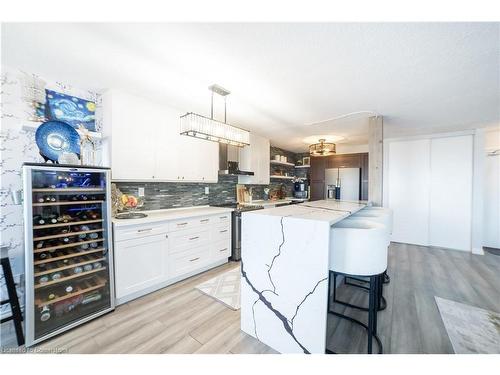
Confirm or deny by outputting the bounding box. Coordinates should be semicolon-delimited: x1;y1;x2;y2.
335;143;368;154
484;127;500;249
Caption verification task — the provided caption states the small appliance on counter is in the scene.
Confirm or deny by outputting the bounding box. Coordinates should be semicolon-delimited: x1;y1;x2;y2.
293;179;309;199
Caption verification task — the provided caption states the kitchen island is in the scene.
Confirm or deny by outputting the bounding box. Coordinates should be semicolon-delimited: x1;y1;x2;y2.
240;200;367;353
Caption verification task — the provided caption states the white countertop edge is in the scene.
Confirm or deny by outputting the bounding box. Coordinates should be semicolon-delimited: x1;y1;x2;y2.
112;205;234;227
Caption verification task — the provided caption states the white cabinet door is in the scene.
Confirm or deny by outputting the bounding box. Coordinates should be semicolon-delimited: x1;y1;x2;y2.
114;233;168;299
429;135;473;251
177;136;219;182
238;133;270;185
154;105;184;181
387;139;431;246
106;90;156;180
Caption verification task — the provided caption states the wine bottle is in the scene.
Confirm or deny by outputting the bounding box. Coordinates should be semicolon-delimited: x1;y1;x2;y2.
73;266;83;274
89;232;99;239
48;293;56;300
65;285;74;293
92;262;102;269
35;241;45;249
57;214;71;223
51;272;62;281
89;242;99;248
34;215;45;225
48;214;58;224
79;243;90;251
38;252;49;260
80;194;88;201
40;305;51;322
83;264;93;272
38;275;49;284
37;197;45;203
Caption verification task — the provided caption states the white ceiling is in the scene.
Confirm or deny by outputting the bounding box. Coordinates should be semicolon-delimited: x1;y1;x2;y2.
2;23;499;152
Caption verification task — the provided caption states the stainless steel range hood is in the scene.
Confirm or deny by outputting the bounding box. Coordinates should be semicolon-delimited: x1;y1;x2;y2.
218;143;254;176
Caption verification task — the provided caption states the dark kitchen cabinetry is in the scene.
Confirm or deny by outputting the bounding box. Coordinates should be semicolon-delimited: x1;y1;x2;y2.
309;152;369;201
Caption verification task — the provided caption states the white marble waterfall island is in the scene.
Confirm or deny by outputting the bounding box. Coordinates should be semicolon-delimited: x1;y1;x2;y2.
240;200;367;354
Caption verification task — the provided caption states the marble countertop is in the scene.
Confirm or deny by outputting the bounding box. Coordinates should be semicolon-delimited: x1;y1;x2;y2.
112;206;234;228
242;199;367;225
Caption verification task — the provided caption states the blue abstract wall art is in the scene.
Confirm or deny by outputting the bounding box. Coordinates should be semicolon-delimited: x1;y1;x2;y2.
45;89;96;131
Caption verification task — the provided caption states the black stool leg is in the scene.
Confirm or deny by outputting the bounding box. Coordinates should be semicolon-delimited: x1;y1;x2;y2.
367;275;376;354
1;257;24;346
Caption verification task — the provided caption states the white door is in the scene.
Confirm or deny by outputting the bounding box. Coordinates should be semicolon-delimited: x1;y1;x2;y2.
387;139;431;246
114;234;167;300
429;135;473;251
484;149;500;248
338;168;360;201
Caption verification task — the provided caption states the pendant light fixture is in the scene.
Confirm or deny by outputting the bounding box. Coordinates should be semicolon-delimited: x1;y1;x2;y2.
309;138;336;157
180;84;250;147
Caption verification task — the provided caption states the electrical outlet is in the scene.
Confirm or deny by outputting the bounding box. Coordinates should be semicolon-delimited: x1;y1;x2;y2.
205;187;209;195
138;187;145;197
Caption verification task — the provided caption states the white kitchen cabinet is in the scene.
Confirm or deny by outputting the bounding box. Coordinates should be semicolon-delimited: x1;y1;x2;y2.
102;89;218;182
114;232;168;300
238;133;270;185
113;210;232;304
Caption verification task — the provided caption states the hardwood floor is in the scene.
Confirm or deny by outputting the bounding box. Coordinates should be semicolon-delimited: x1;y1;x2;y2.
2;243;500;354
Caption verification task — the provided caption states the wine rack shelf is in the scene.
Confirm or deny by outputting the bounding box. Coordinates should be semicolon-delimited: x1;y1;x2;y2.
33;219;104;230
32;188;105;193
34;228;104;241
34;257;106;277
35;276;107;307
34;248;106;265
34;267;107;289
33;239;104;254
33;200;104;207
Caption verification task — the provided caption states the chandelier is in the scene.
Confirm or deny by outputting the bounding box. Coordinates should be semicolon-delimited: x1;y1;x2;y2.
180;84;250;147
309;139;336;157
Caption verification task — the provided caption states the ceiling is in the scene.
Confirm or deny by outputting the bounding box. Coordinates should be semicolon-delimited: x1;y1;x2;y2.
2;23;499;152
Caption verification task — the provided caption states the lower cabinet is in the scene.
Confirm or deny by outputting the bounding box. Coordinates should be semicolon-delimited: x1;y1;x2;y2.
113;213;232;304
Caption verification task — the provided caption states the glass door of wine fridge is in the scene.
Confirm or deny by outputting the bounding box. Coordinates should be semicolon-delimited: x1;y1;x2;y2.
23;163;115;346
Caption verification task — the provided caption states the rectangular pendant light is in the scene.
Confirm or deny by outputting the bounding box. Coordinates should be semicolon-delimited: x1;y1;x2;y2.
180;112;250;147
180;84;250;147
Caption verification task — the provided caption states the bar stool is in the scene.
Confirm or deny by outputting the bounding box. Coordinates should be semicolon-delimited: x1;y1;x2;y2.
1;245;24;346
326;219;388;354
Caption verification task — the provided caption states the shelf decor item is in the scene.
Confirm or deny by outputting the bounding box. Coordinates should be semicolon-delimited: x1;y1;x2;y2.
45;90;97;132
180;84;250;147
78;125;96;166
35;121;81;163
309;139;336;157
302;156;311;165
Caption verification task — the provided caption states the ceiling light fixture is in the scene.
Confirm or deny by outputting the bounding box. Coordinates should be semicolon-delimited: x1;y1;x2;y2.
180;84;250;147
309;138;336;157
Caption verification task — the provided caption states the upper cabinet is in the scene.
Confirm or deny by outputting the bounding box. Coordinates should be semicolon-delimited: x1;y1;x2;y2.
102;90;218;182
238;133;270;185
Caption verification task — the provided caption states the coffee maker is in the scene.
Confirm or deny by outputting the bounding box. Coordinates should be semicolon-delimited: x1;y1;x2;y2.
293;179;309;199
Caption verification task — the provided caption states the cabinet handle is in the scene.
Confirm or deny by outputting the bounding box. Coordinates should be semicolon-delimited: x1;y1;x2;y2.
165;234;168;238
137;228;153;233
189;257;200;262
177;222;188;226
219;230;228;233
219;216;227;219
200;219;210;223
219;248;228;252
189;236;199;241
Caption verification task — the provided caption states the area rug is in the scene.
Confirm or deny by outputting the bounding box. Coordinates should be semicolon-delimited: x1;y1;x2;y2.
195;267;241;310
435;296;500;354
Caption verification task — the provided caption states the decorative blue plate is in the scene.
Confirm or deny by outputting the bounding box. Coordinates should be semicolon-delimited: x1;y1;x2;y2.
35;121;80;162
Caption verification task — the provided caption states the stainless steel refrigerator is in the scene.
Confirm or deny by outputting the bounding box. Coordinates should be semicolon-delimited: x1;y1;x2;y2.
325;167;361;201
22;163;115;346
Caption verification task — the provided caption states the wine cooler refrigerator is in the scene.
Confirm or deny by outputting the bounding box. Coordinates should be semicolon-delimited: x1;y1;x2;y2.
22;163;115;346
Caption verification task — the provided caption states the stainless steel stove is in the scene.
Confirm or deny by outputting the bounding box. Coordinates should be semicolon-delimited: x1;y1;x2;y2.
210;202;264;260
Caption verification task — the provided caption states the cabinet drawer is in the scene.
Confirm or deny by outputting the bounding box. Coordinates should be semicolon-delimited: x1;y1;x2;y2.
212;223;231;242
168;227;210;254
114;223;169;242
168;215;212;232
169;247;210;278
211;239;232;261
215;213;231;224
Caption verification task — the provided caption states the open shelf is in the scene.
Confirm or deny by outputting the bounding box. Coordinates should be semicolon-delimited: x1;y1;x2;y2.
33;219;104;230
295;165;310;168
34;256;106;277
33;200;104;207
270;160;295;167
32;188;105;193
33;239;104;254
22;122;103;140
270;175;295;180
35;276;107;307
34;267;107;289
34;247;106;265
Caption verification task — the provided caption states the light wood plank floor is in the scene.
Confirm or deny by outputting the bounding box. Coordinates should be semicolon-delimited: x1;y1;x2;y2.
2;243;500;354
